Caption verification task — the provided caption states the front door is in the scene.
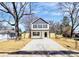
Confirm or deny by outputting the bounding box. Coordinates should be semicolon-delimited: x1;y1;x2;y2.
44;32;47;37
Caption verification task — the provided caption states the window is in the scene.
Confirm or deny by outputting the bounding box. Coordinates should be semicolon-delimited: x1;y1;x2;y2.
38;24;42;28
33;32;40;36
33;24;37;28
43;24;47;28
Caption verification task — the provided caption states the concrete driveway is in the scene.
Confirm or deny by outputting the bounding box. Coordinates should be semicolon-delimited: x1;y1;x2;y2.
21;38;67;51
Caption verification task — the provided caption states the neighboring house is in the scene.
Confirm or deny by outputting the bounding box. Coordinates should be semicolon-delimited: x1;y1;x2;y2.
0;29;16;39
73;31;79;38
31;18;49;39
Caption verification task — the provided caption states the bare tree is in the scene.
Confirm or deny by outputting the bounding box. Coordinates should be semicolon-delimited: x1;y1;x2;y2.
61;16;71;37
49;20;62;34
59;2;79;37
0;2;30;40
49;20;56;33
55;22;62;34
21;2;39;34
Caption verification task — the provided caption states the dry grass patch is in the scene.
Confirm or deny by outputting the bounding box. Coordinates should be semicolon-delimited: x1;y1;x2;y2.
51;35;79;51
0;38;31;53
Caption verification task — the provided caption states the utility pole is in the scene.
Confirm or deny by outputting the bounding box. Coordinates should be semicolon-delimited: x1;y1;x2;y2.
29;2;32;14
29;2;32;21
29;2;32;37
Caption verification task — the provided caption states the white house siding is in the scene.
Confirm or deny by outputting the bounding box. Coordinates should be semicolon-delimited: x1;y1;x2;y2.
31;30;49;39
31;24;49;30
31;18;49;39
41;31;49;38
0;34;12;40
31;31;41;39
0;34;8;40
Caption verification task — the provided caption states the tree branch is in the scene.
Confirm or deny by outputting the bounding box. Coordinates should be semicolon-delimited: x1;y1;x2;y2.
0;20;15;26
18;2;28;15
0;2;15;18
0;9;9;13
73;23;79;31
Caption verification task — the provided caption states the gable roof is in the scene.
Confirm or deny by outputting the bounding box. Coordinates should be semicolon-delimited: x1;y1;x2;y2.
32;18;49;24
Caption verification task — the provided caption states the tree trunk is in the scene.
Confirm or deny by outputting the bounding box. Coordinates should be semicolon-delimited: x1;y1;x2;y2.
12;2;20;40
15;17;20;40
71;26;73;37
70;13;74;38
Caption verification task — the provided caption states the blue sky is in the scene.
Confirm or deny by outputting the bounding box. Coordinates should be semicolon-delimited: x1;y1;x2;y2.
21;2;79;32
0;2;79;32
31;2;63;23
19;2;64;31
0;2;64;32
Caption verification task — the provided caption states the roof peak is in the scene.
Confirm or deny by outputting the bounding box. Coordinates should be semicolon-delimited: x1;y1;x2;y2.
32;18;49;24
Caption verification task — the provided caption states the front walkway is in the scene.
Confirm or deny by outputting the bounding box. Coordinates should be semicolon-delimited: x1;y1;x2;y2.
21;38;67;51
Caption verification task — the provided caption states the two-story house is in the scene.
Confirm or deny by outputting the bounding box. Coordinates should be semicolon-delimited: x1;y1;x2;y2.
31;18;49;39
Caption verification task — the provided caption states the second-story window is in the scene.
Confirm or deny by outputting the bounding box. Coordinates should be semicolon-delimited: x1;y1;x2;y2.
33;24;37;28
43;24;47;28
38;24;42;28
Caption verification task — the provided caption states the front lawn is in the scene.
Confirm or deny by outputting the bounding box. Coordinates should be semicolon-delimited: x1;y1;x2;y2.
51;35;79;51
0;38;31;53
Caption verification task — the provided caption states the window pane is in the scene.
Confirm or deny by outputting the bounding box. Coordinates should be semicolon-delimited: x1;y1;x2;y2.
33;32;40;36
33;24;37;28
33;32;36;36
43;24;47;28
38;24;42;28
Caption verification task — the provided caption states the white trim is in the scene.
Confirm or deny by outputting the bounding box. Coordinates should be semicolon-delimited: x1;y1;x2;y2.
31;30;49;39
31;24;49;30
